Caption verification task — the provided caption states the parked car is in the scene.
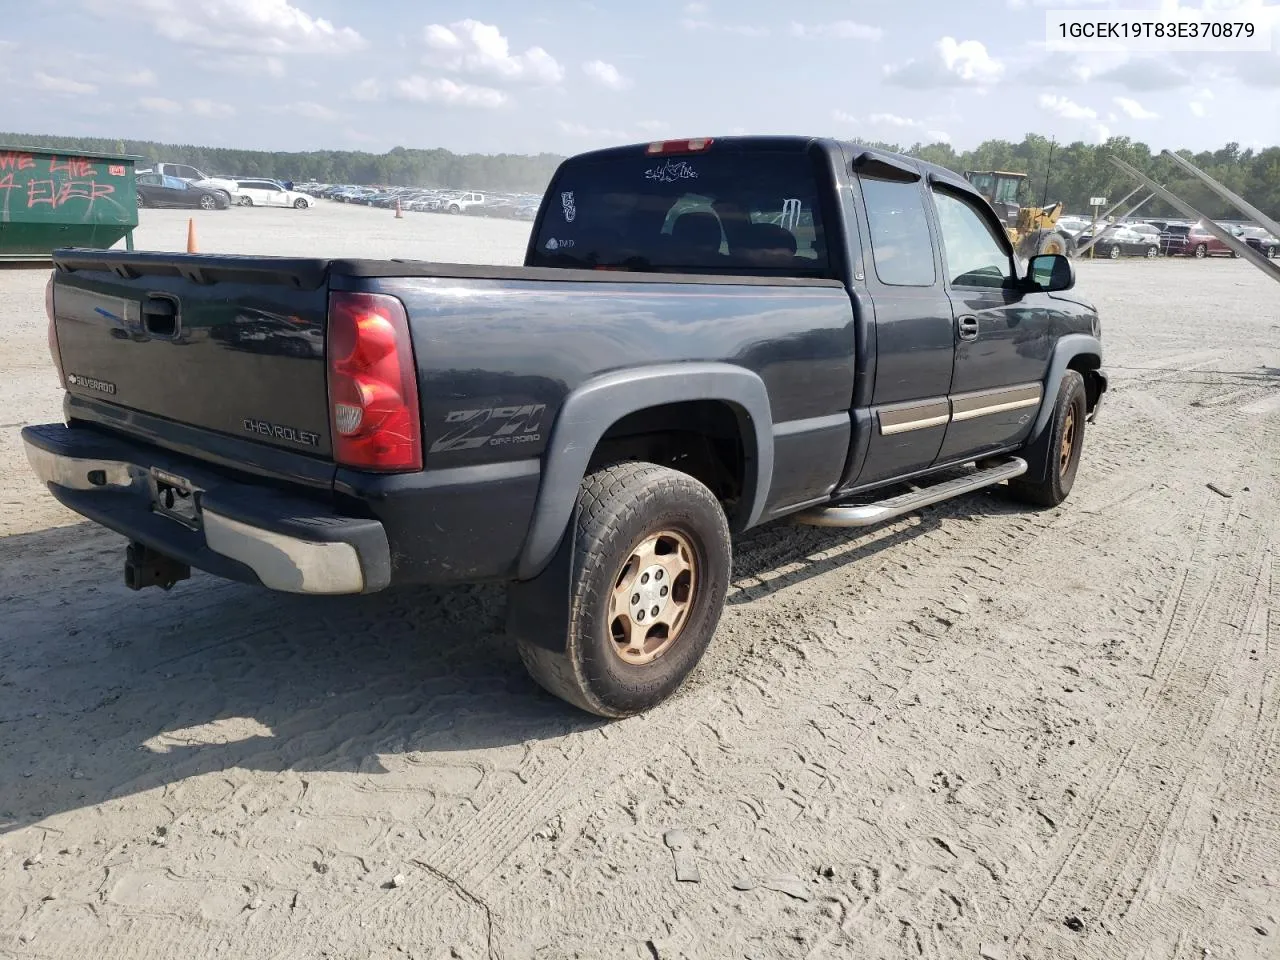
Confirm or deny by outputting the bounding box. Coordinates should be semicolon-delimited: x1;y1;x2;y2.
30;136;1107;717
1077;224;1160;259
443;192;485;214
1234;225;1279;258
1056;216;1091;237
1183;224;1235;258
234;179;312;209
135;173;229;210
1159;223;1194;256
140;162;239;206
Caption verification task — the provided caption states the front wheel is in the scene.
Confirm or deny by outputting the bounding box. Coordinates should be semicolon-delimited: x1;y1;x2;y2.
293;198;308;209
1145;245;1158;258
1108;244;1120;260
198;194;217;210
1195;243;1208;258
448;204;461;215
1006;371;1087;508
515;462;732;718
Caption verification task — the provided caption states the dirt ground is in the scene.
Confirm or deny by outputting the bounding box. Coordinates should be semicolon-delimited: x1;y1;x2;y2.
1;204;1278;960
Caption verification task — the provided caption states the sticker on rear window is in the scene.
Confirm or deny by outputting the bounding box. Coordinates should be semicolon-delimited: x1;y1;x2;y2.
644;160;699;183
560;191;576;222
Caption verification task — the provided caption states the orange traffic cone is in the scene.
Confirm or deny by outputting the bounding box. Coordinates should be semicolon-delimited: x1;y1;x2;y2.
186;217;198;253
395;199;403;219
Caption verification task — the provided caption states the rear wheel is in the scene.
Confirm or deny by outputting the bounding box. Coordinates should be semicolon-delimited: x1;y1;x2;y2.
135;192;146;208
515;462;732;718
1006;371;1087;508
1108;244;1120;260
1145;245;1158;258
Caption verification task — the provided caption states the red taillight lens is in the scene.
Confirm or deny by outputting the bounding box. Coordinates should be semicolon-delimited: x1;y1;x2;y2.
45;272;64;383
326;291;422;472
645;138;714;155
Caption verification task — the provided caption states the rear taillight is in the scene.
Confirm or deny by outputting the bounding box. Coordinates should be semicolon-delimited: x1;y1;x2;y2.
326;291;422;472
645;138;714;155
45;272;63;383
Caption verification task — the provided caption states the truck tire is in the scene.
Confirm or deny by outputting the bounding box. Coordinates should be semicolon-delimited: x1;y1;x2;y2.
1006;370;1087;508
516;461;732;718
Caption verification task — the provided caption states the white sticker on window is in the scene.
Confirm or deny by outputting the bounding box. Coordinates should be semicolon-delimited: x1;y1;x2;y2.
644;160;699;183
560;191;576;222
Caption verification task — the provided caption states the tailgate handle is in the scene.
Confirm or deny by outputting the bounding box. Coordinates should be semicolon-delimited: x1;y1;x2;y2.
141;295;180;338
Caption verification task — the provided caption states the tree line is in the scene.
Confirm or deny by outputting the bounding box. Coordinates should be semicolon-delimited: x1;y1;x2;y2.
2;130;1277;220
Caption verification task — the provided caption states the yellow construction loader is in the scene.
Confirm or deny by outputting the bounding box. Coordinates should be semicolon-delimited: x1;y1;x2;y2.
963;170;1075;259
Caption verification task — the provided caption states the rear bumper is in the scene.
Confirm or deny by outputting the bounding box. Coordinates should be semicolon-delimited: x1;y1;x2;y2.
22;423;389;595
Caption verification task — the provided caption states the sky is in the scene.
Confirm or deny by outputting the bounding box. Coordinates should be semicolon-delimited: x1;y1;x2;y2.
0;0;1277;157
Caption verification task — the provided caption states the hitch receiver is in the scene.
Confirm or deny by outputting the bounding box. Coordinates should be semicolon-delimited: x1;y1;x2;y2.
124;541;191;591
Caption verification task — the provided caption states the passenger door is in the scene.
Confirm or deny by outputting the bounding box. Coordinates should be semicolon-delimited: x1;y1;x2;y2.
930;185;1052;462
847;160;956;488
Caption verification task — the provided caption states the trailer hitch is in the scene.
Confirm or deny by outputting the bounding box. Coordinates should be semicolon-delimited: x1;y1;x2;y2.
124;541;191;591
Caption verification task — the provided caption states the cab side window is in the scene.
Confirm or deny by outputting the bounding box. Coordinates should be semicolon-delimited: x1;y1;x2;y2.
859;176;936;287
932;190;1015;288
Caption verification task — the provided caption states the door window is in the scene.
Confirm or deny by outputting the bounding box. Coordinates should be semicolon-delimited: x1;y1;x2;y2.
162;176;187;190
932;190;1015;288
859;177;936;287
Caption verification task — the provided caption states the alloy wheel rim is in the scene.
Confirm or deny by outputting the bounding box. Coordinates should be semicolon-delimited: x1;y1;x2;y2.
608;529;697;666
1059;407;1077;477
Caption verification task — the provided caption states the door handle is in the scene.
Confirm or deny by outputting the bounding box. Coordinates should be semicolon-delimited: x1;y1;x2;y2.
957;314;979;341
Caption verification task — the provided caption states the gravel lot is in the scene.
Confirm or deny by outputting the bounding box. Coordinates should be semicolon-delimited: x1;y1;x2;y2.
2;202;1278;960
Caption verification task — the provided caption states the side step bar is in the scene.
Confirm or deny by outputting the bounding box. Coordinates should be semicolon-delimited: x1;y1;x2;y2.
795;457;1027;529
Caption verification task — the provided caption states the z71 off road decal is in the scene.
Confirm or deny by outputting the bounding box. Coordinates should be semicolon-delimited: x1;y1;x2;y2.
430;404;547;454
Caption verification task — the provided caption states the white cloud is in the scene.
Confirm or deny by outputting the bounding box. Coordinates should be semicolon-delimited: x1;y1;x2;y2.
196;54;286;77
348;78;381;101
1114;95;1158;119
926;130;952;143
33;72;96;95
870;112;924;128
395;75;508;108
832;108;859;124
139;96;181;114
885;37;1003;88
188;98;235;119
119;68;156;86
1094;123;1111;142
1188;87;1213;117
289;100;339;121
423;20;563;84
789;20;883;41
1189;100;1206;116
583;60;630;90
680;10;769;37
1038;93;1097;120
636;120;670;134
558;120;630;141
87;0;365;56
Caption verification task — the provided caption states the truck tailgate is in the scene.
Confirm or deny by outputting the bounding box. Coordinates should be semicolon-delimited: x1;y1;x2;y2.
50;253;334;459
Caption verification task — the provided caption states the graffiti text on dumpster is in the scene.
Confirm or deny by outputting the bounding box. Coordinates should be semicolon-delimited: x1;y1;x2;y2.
0;152;120;217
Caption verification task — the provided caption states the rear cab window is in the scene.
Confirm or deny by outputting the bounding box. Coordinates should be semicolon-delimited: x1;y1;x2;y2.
528;142;832;278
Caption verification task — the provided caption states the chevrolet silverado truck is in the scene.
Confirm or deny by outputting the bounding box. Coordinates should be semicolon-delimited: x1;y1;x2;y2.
24;137;1107;718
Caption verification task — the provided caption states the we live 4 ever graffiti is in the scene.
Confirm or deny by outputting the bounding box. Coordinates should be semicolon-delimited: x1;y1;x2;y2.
0;151;129;222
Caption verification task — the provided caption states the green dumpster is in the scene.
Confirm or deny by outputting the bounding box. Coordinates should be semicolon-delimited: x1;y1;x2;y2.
0;145;140;261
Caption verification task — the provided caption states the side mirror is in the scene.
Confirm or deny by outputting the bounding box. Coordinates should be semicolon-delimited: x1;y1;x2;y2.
1025;253;1074;293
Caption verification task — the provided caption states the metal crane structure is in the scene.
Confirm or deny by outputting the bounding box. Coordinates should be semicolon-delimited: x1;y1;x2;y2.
1108;150;1280;286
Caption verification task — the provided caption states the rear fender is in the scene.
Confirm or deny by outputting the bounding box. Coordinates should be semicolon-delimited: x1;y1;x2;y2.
513;362;774;582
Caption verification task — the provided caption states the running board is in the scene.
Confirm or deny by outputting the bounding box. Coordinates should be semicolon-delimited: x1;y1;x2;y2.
795;457;1028;528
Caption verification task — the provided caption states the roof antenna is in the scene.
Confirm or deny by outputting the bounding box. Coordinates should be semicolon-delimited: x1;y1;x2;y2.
1041;137;1056;210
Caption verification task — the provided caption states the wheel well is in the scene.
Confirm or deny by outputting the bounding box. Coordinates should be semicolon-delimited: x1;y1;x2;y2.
1067;354;1103;411
587;401;747;519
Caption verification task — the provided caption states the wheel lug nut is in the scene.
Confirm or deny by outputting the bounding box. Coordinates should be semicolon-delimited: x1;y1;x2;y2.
632;593;640;605
654;570;663;580
637;610;645;621
641;573;649;584
651;606;660;617
660;586;669;597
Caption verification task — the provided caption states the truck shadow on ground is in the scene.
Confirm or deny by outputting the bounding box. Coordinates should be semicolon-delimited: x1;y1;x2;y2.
0;488;1025;836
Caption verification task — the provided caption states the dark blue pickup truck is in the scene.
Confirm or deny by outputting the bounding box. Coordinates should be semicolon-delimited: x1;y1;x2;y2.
24;136;1107;717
